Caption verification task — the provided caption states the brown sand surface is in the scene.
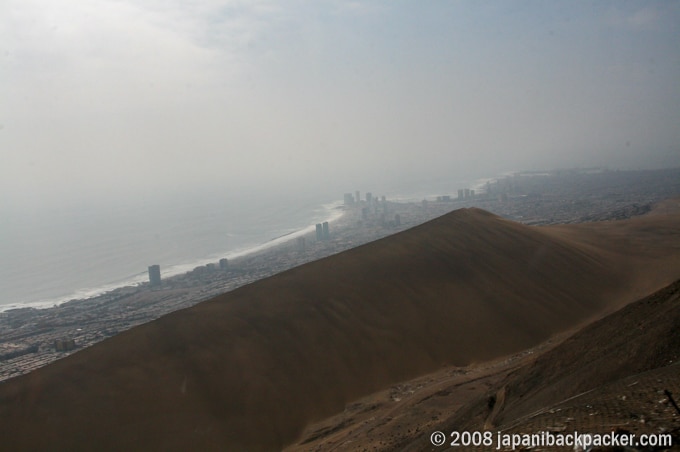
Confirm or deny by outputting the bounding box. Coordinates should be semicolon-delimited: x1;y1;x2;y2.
285;331;574;451
537;197;680;304
290;279;680;452
427;278;680;451
0;205;679;451
485;278;680;434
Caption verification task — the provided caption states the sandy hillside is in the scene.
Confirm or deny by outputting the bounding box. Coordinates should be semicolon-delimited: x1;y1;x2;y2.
287;279;679;451
388;278;680;452
0;205;679;451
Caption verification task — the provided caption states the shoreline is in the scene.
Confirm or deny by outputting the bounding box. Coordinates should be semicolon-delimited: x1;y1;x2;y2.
0;200;348;314
0;194;447;381
1;167;679;382
4;166;679;317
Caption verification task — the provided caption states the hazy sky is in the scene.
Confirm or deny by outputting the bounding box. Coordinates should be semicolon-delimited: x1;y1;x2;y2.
2;0;679;207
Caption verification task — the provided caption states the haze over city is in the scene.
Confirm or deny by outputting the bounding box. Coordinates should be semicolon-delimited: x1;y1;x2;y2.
2;0;679;209
2;3;680;450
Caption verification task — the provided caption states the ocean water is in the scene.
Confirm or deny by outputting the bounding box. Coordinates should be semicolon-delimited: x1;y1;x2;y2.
0;190;344;311
0;175;491;312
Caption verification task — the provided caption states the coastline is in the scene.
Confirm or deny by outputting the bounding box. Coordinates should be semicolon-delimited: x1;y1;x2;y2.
0;194;446;381
1;167;679;382
0;199;347;314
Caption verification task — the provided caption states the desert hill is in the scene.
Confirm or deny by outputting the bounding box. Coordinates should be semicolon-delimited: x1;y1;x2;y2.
395;278;680;451
0;206;679;451
287;279;680;451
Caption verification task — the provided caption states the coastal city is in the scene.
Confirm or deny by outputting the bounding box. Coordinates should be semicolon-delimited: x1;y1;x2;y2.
1;167;679;382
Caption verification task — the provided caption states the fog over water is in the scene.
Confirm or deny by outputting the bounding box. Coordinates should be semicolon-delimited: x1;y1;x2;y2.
1;1;679;306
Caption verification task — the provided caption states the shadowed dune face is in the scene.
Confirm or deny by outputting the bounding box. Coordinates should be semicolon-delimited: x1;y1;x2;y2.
498;279;680;429
440;278;680;442
0;207;679;451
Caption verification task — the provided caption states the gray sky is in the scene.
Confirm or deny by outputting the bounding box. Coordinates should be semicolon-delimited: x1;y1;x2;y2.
2;1;679;207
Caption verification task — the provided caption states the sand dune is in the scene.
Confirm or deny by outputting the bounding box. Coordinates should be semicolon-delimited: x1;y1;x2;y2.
0;206;679;451
417;278;680;451
496;279;680;430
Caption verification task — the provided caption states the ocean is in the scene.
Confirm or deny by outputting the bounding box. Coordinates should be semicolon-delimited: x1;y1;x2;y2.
0;190;345;311
0;176;489;312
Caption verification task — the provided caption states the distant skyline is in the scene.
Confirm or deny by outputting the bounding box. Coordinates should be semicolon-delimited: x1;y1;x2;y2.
2;1;679;208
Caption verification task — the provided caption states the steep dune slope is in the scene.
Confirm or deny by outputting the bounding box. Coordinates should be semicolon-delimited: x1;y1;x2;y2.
498;278;680;432
0;207;677;451
433;278;680;451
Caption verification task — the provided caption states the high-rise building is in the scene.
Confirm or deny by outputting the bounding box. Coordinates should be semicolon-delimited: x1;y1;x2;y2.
219;258;229;270
148;265;161;286
355;191;360;205
297;236;306;252
366;192;372;204
458;189;464;199
322;221;330;240
316;223;323;241
344;193;354;206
